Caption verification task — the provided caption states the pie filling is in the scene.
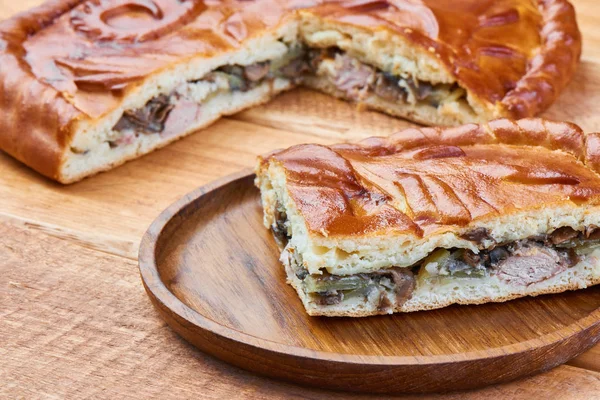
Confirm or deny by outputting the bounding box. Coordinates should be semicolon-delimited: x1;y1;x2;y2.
73;44;471;154
307;47;467;108
275;208;600;311
96;43;308;151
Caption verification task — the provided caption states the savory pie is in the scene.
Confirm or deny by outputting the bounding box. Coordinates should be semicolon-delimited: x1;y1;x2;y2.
0;0;580;183
256;119;600;316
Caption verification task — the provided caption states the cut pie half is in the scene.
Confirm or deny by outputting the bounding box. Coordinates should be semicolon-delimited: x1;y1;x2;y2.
256;119;600;316
0;0;581;183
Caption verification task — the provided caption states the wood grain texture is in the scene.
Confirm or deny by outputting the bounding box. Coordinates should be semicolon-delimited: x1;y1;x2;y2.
0;0;599;397
139;171;600;394
2;219;600;399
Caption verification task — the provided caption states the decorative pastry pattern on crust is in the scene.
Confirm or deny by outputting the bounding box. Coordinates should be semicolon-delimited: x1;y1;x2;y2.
16;0;294;117
264;119;600;237
69;0;206;43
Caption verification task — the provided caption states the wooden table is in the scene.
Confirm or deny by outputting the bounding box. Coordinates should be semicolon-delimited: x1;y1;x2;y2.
2;1;600;398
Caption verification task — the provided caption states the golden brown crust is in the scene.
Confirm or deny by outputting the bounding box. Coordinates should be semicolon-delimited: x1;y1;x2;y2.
0;0;582;182
0;0;82;180
264;118;600;238
500;0;581;118
584;133;600;172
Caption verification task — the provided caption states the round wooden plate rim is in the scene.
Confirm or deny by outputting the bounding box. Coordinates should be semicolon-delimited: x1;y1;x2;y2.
139;169;600;366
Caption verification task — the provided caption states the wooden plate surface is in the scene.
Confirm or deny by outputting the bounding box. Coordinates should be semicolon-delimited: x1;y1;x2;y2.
139;170;600;394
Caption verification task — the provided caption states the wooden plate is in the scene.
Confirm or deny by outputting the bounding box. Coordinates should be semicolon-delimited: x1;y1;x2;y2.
139;170;600;394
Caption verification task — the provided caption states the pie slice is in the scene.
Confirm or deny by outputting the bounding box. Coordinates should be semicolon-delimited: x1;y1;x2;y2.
0;0;580;183
256;119;600;316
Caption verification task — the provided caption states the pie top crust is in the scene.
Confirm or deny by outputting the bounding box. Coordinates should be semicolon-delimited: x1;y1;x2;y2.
0;0;581;179
261;119;600;238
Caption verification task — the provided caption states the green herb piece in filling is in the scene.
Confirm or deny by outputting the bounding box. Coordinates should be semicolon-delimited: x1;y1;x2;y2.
304;275;369;293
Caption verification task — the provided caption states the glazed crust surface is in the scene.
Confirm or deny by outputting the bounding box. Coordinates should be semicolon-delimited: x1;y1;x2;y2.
264;118;600;238
0;0;581;181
